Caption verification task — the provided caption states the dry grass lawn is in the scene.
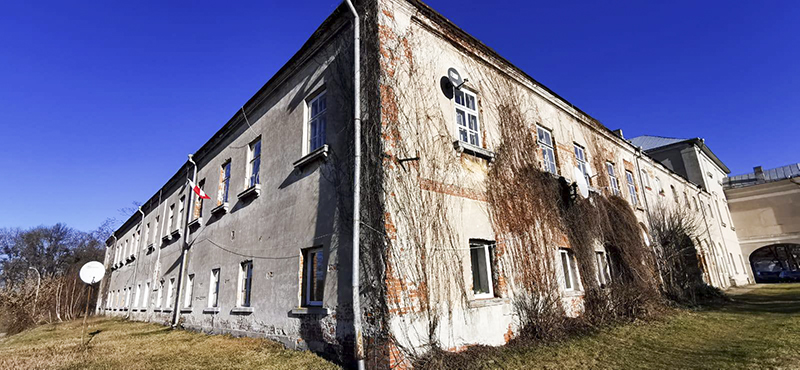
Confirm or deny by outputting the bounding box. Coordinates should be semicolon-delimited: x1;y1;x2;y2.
3;284;799;369
0;317;339;369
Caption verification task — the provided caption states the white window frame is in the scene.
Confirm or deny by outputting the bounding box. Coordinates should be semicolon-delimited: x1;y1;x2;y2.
177;196;185;232
208;268;220;308
306;91;327;154
469;241;495;299
219;160;231;205
640;169;650;188
607;162;620;195
247;138;261;188
153;216;160;244
595;251;611;286
184;274;194;308
537;125;557;175
303;247;325;307
143;282;150;309
237;261;253;308
167;204;175;233
167;278;175;308
574;143;590;184
454;88;480;146
559;249;580;292
625;170;638;206
135;284;142;308
156;280;164;308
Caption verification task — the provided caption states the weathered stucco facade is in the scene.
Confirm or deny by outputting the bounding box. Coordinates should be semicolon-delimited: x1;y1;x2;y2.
98;0;750;367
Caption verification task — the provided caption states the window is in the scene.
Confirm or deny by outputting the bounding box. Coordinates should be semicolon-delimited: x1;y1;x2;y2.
219;161;231;205
208;269;220;308
655;177;663;195
640;169;650;188
537;126;557;174
184;274;194;308
693;197;699;211
144;223;150;246
248;139;261;188
135;284;142;308
167;204;175;233
684;193;691;209
730;253;738;274
303;248;325;306
595;251;611;287
574;144;590;184
708;203;714;218
177;196;185;230
625;171;638;206
559;249;580;291
143;282;150;309
167;278;175;308
454;89;480;146
606;162;620;195
193;180;205;220
700;200;706;216
308;91;327;152
469;241;496;298
671;185;678;203
153;216;160;243
156;280;164;308
237;261;253;308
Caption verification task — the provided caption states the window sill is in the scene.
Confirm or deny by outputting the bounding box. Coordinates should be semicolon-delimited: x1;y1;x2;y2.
180;308;193;313
162;308;173;313
231;307;254;315
293;144;329;169
468;297;508;309
561;290;584;298
203;307;220;314
188;217;202;229
211;203;229;216
153;308;162;312
171;229;181;238
453;140;495;162
237;184;261;200
721;222;727;227
162;234;172;243
290;306;330;316
146;244;154;254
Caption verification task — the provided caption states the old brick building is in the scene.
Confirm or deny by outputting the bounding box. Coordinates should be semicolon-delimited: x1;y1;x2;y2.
98;0;750;367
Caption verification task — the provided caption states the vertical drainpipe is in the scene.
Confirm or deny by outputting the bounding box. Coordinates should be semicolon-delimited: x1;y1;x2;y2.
173;155;197;327
126;207;146;319
342;1;364;369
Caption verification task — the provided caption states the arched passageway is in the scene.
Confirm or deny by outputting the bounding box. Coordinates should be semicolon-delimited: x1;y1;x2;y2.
750;244;800;283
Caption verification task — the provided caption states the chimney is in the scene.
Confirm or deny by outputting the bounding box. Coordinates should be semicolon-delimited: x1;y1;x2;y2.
754;166;765;183
612;129;624;139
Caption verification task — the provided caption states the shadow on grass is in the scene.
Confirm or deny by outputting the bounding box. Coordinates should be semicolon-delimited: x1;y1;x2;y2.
130;327;173;337
713;284;800;315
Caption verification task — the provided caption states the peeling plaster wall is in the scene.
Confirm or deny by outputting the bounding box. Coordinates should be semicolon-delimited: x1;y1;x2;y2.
377;0;750;355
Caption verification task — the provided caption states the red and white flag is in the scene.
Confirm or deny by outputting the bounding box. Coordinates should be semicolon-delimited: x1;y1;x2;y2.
188;179;211;200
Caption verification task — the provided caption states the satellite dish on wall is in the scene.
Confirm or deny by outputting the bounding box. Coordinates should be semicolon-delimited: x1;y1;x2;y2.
447;67;465;89
573;167;590;198
79;261;105;284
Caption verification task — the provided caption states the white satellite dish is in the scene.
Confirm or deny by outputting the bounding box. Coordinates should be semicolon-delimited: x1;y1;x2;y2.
79;261;105;284
447;67;464;88
573;167;590;198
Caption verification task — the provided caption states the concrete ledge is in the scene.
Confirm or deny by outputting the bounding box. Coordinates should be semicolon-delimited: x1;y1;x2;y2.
468;297;509;309
231;307;254;315
211;203;229;216
289;307;330;316
453;140;495;162
203;307;220;314
293;144;329;169
180;308;193;313
237;184;261;200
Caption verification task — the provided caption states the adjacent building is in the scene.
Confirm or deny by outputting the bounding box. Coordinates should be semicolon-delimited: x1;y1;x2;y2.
724;163;800;283
97;0;750;367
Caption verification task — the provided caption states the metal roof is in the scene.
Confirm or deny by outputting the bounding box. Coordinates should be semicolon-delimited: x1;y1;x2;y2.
724;163;800;189
628;135;688;151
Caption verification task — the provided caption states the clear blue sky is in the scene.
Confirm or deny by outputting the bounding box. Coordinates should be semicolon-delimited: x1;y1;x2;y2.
1;0;797;231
